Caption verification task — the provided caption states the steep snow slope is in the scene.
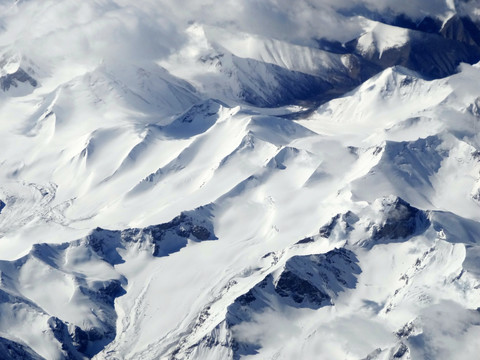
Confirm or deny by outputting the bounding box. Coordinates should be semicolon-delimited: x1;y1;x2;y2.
1;1;480;359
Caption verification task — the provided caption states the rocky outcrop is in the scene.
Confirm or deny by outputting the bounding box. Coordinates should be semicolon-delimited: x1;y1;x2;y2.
0;67;37;91
316;196;431;248
193;248;361;359
370;197;430;241
318;211;359;239
87;206;216;259
0;206;216;359
0;337;45;360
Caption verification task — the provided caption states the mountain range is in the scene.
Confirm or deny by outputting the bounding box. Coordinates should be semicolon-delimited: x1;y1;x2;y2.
1;1;480;359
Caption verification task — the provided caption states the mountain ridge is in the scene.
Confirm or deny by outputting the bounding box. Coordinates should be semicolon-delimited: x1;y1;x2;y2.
1;1;480;359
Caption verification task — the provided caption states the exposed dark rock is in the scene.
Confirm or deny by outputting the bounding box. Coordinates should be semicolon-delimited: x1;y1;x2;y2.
84;328;105;342
272;249;359;308
347;28;480;80
261;252;274;259
0;207;216;360
191;225;211;240
295;236;314;245
178;99;225;123
407;34;480;78
215;248;361;358
0;199;5;214
86;228;124;265
0;67;37;91
82;209;216;259
468;97;480;117
473;189;480;202
176;227;190;238
340;12;480;83
319;211;359;238
316;38;349;54
361;347;383;360
70;326;89;354
275;270;330;305
236;290;257;306
231;339;261;360
319;214;341;238
441;15;480;47
96;279;126;306
0;336;45;360
416;17;442;34
48;317;84;360
229;54;340;107
145;211;216;257
371;197;430;241
393;343;409;358
396;321;416;338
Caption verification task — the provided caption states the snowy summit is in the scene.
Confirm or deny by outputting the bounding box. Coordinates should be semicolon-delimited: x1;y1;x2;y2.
1;0;480;359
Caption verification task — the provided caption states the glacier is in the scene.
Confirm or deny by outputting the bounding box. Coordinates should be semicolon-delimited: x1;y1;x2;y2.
1;0;480;359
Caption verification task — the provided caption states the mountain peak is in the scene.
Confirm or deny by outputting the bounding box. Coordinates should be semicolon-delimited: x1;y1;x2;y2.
1;2;480;360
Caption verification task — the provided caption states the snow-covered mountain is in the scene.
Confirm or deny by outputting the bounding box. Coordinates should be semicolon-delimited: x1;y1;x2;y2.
1;0;480;359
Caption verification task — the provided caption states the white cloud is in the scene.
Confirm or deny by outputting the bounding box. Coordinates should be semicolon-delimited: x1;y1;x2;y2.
0;0;474;76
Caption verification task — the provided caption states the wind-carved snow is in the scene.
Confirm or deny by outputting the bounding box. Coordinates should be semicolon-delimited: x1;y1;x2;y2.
212;248;361;360
163;196;480;360
1;1;480;359
0;206;216;360
356;22;410;58
170;247;360;360
201;25;349;77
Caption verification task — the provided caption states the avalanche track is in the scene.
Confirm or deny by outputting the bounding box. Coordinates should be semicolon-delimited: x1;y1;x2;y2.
1;1;480;359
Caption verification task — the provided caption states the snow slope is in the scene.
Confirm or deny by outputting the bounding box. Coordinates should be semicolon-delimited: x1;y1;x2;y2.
1;0;480;359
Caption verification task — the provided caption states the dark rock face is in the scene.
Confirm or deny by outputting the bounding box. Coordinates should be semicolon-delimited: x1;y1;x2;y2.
441;15;480;47
321;13;480;107
236;290;257;306
48;317;86;360
89;207;216;258
228;54;343;107
191;225;211;240
216;248;361;358
145;209;216;257
275;270;330;305
319;214;342;238
393;343;409;358
0;336;45;360
415;16;442;34
70;326;89;354
371;197;430;241
396;322;416;338
316;38;350;54
295;236;314;245
86;228;124;265
317;197;430;248
98;279;126;305
407;33;480;79
0;68;37;91
346;28;480;80
380;136;446;193
0;206;216;360
319;211;359;239
79;279;126;308
230;248;360;315
0;200;5;213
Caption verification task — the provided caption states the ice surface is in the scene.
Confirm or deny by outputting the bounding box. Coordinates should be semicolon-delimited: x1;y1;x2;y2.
0;1;480;359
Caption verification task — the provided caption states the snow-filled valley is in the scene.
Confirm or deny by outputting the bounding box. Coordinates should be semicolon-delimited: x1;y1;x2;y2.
1;0;480;359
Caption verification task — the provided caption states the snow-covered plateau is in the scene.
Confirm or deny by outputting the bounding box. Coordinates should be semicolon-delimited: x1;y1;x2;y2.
1;0;480;359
